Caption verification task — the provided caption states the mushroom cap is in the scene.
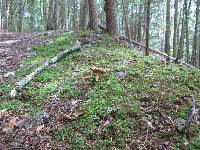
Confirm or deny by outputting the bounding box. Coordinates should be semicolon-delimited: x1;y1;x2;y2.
91;67;107;75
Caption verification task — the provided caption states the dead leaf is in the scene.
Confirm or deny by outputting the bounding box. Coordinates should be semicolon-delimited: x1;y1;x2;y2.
56;113;73;122
74;109;88;118
2;116;18;132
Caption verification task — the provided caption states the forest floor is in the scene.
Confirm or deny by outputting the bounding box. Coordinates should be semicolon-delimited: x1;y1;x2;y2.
0;31;199;149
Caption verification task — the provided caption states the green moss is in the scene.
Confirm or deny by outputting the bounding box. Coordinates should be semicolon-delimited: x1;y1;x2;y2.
0;99;19;111
1;32;200;149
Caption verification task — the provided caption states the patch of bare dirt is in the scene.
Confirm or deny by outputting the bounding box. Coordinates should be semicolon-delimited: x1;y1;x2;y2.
0;32;54;82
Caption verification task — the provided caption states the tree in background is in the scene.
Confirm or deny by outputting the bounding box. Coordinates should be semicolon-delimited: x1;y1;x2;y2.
145;0;151;56
104;0;118;36
164;0;170;56
47;0;55;30
122;0;132;46
88;0;98;31
0;0;199;67
191;0;200;66
79;0;89;30
173;0;178;58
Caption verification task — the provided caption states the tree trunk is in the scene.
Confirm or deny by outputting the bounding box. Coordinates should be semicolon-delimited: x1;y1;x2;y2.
122;0;132;47
53;0;60;29
1;0;8;30
8;0;15;32
47;0;55;30
18;0;27;32
88;0;98;31
79;0;89;30
72;0;78;31
104;0;118;36
191;0;200;66
164;0;170;56
176;0;187;61
173;0;178;58
145;0;151;56
61;0;67;29
185;0;192;63
137;3;143;42
29;0;35;32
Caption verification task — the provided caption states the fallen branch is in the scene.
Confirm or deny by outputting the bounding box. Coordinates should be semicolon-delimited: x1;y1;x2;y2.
10;41;81;98
120;36;195;68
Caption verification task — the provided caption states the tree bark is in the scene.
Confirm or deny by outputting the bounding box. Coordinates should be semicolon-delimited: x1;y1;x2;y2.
53;0;60;29
61;0;67;29
104;0;118;36
18;0;27;32
72;0;78;31
145;0;151;56
47;0;54;30
88;0;98;31
176;0;187;61
191;0;200;66
173;0;178;58
137;3;143;42
185;0;192;63
79;0;89;30
164;0;170;56
8;0;15;32
122;0;132;47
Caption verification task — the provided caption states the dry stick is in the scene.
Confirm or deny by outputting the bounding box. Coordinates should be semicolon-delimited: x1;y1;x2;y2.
119;36;195;68
120;36;195;68
10;41;81;98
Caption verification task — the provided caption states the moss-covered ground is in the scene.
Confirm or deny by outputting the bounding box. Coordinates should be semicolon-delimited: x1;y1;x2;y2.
0;32;199;149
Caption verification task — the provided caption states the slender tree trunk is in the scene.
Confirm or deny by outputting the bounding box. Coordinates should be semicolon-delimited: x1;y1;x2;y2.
42;0;48;30
61;0;67;29
145;0;151;56
142;1;147;43
47;0;54;30
88;0;98;31
130;5;134;38
133;5;138;40
164;0;171;56
8;0;15;32
72;0;78;31
0;0;1;29
122;0;132;47
173;0;178;58
1;0;8;31
185;0;192;63
53;0;60;29
176;0;187;61
79;0;89;30
137;3;142;42
104;0;118;36
18;0;27;32
30;0;35;32
191;0;200;66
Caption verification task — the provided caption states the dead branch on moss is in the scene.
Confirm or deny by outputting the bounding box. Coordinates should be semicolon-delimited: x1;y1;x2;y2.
10;41;81;98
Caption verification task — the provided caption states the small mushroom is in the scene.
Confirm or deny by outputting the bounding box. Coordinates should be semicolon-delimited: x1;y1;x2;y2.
91;67;107;81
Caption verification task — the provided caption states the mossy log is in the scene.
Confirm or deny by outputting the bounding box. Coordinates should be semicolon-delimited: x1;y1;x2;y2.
10;41;81;98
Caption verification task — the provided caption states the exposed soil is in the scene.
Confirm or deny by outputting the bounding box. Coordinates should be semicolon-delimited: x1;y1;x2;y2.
0;32;54;81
